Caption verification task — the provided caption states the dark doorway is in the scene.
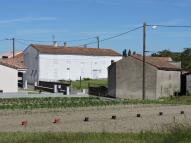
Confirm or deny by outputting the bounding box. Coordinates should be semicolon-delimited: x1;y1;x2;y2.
18;72;23;88
181;74;186;95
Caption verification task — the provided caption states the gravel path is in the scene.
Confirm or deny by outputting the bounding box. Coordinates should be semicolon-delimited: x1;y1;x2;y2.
0;104;190;133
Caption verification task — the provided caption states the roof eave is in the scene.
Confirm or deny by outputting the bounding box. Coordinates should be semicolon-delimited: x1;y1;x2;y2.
157;67;181;71
38;52;122;57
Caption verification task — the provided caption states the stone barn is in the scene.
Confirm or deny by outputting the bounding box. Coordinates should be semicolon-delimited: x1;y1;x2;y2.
108;55;181;99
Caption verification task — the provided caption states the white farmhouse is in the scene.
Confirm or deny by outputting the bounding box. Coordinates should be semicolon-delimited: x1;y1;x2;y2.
24;44;122;83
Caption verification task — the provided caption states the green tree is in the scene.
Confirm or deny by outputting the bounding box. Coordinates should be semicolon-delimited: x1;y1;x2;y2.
181;48;191;70
151;50;181;61
128;49;132;56
122;49;127;57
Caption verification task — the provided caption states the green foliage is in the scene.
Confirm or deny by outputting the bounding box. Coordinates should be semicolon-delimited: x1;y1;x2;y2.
71;79;107;90
151;49;181;61
0;97;121;110
122;49;127;57
83;78;91;81
0;124;191;143
0;96;191;110
181;48;191;70
128;49;131;56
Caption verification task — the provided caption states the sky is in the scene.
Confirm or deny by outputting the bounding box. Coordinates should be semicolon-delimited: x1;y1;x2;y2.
0;0;191;54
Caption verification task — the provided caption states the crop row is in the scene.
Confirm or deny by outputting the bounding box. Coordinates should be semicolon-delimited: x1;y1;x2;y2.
0;97;123;110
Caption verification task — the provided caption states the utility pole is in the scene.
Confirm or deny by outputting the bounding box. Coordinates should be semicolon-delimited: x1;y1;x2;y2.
13;38;15;58
6;38;15;58
143;22;147;100
96;36;100;48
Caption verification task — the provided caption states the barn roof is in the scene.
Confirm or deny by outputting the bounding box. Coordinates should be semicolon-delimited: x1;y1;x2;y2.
0;53;26;70
30;44;121;56
131;55;181;71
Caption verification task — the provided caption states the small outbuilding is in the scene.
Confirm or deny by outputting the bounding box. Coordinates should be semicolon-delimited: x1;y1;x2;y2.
0;55;27;93
108;55;181;99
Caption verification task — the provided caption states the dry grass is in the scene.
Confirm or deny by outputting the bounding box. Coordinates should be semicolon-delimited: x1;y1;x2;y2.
0;124;191;143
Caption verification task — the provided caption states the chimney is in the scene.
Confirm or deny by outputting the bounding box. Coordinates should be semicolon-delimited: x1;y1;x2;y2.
84;44;87;48
64;42;67;48
53;41;58;47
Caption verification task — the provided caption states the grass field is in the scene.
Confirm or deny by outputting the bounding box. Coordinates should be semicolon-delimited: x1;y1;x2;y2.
0;124;190;143
71;79;107;89
0;96;191;110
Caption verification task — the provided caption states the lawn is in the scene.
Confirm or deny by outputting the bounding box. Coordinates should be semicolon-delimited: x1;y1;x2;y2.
0;124;191;143
70;79;107;90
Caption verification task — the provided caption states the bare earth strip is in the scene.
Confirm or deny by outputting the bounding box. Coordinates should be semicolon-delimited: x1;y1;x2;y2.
0;104;190;133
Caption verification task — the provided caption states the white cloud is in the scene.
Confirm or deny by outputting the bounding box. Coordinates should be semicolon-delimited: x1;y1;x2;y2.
0;17;56;24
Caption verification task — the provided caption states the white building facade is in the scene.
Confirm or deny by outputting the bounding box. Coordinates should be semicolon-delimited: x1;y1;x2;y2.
24;44;122;83
0;64;18;92
0;57;27;93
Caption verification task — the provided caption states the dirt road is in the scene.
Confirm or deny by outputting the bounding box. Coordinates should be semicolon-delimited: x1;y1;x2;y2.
0;104;190;133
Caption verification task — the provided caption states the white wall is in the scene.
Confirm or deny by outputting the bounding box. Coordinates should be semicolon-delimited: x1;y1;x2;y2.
39;54;122;81
156;70;180;98
24;46;39;84
0;65;18;92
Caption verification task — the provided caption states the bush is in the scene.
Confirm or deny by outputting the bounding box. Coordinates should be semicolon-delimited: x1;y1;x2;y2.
83;78;91;81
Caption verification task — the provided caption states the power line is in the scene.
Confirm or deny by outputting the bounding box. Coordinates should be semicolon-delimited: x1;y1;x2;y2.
3;23;191;48
147;24;191;28
0;39;6;42
16;40;29;46
101;26;143;42
16;38;50;43
65;37;96;43
16;36;96;44
79;26;143;47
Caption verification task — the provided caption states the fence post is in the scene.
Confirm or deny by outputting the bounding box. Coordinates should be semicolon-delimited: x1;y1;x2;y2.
83;89;86;94
67;86;70;95
34;82;37;90
80;76;82;91
54;84;58;93
88;82;90;95
24;80;28;89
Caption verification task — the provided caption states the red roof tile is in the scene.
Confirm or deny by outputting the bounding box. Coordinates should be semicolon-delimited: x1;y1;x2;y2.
131;55;180;71
0;52;26;70
30;44;121;56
